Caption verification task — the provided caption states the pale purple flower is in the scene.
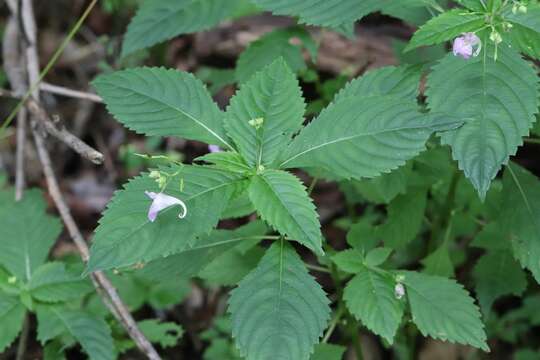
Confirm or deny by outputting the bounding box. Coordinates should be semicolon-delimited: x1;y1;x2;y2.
145;191;187;222
208;145;221;153
452;33;481;59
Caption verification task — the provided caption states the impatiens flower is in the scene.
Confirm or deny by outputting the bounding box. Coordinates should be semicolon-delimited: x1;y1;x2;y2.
145;191;187;222
452;32;481;59
208;145;221;153
394;283;405;300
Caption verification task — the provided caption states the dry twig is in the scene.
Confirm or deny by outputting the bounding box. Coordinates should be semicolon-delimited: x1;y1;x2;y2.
2;0;161;358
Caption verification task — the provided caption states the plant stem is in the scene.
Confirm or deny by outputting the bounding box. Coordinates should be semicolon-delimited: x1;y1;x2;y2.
308;177;319;195
429;170;460;252
322;303;345;343
524;137;540;145
16;313;29;360
327;259;364;359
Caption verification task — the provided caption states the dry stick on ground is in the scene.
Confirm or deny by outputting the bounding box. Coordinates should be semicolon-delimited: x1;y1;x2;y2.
3;0;162;358
40;82;103;103
0;88;104;164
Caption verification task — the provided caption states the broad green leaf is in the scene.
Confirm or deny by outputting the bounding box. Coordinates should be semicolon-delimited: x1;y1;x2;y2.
346;221;379;253
195;152;252;174
344;267;404;343
310;343;346;360
36;305;65;344
502;162;540;283
333;65;422;103
138;320;183;348
138;221;268;281
250;0;381;28
121;0;243;57
377;189;427;249
199;246;265;286
405;9;486;51
93;67;233;149
503;4;540;59
235;27;317;84
332;249;364;274
51;308;114;360
87;165;244;272
0;293;25;352
473;250;527;313
455;0;486;11
29;262;93;303
422;242;455;277
228;242;330;360
365;247;393;267
221;193;255;219
280;96;461;179
401;271;488;351
196;67;236;95
43;341;66;360
0;189;61;281
426;45;540;198
226;59;305;167
248;170;323;254
351;162;412;204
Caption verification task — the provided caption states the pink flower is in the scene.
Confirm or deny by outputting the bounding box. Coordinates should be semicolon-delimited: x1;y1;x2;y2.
452;33;481;59
145;191;187;222
208;145;221;153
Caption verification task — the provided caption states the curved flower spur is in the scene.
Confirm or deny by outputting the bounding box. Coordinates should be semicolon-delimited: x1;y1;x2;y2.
144;163;187;222
145;191;187;222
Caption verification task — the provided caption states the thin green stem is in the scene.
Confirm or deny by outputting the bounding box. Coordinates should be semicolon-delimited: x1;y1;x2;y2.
524;137;540;145
306;264;331;274
327;259;364;359
308;177;319;196
1;0;98;138
322;302;345;343
429;170;460;252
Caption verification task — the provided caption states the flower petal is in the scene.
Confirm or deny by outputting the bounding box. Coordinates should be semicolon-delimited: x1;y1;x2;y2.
145;192;188;222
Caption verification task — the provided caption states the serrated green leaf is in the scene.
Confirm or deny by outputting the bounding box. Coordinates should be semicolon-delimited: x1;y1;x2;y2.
310;343;346;360
36;305;65;344
333;65;422;103
0;189;61;281
228;242;330;360
93;67;233;149
138;221;268;281
29;262;93;303
0;293;25;352
51;308;114;360
138;320;183;348
405;9;486;51
199;246;265;286
332;249;364;274
422;242;455;277
248;170;323;254
401;271;488;351
235;27;316;84
221;193;255;219
426;45;540;198
346;221;379;253
88;165;244;272
455;0;486;11
473;250;527;313
365;247;393;267
377;189;427;249
351;162;412;204
226;58;305;167
503;4;540;59
195;151;252;174
250;0;380;28
344;267;404;344
43;340;66;360
502;162;540;283
281;96;461;180
121;0;243;57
